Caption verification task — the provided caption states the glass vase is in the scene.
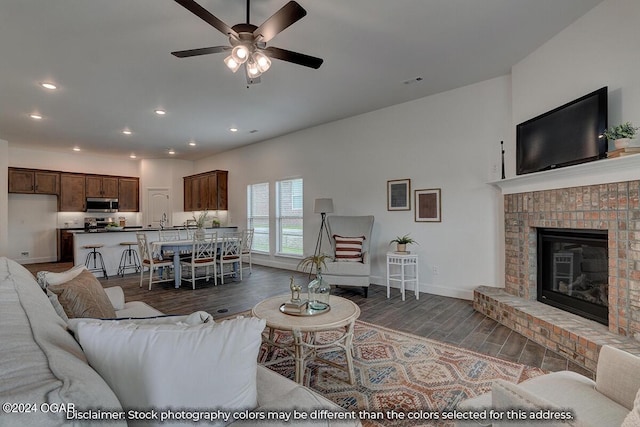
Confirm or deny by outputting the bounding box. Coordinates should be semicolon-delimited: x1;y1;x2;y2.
308;271;330;310
195;228;206;240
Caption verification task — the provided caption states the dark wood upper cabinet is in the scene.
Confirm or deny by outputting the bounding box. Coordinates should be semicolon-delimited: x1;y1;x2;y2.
9;167;139;212
118;177;139;212
183;170;228;211
86;175;118;198
59;173;86;212
8;168;59;195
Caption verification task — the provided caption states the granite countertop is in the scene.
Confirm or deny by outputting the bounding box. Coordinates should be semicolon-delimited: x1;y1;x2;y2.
70;226;238;234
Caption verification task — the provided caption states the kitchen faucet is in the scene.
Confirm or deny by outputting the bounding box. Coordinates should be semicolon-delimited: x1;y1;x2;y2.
160;213;167;230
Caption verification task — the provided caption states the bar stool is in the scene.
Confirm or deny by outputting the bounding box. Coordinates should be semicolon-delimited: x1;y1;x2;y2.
83;243;108;279
117;241;141;277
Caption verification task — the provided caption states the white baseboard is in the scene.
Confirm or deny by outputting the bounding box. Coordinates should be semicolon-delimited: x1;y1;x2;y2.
16;256;58;265
253;261;475;301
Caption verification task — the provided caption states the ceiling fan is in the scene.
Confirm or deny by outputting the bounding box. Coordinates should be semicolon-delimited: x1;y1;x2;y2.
171;0;324;84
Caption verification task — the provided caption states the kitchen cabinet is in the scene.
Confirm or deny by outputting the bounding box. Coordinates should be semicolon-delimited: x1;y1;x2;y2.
118;177;139;212
58;229;76;262
59;173;86;212
86;175;118;198
209;170;228;210
8;168;60;195
183;170;228;211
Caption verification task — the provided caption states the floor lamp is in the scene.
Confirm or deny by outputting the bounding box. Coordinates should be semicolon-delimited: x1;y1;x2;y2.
313;198;334;260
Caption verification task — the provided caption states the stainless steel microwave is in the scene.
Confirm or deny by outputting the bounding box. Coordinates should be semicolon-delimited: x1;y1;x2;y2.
86;198;119;213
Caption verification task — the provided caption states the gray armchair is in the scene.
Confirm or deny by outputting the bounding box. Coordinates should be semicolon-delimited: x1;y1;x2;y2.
322;215;374;297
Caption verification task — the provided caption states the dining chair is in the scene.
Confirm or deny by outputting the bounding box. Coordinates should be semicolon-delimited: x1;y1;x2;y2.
240;228;255;275
158;229;181;257
218;231;243;284
136;233;174;290
180;232;218;289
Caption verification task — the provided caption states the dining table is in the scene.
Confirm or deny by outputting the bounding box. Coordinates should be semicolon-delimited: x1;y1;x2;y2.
151;233;241;288
151;239;195;288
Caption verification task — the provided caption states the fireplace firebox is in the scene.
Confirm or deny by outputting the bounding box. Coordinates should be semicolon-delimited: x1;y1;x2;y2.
537;228;608;325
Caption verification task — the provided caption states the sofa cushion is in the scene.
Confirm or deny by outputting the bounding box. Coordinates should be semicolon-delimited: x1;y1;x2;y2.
333;235;365;262
45;289;70;322
501;371;627;427
230;384;357;426
0;257;124;427
47;269;117;319
74;315;266;427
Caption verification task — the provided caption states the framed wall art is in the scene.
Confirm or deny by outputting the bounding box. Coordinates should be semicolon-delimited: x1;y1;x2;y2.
387;179;411;211
415;188;441;222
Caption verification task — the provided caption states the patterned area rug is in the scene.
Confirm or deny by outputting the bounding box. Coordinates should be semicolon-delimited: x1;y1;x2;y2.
258;320;545;427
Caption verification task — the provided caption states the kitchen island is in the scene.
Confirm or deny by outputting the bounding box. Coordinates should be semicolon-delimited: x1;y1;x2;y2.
71;227;238;279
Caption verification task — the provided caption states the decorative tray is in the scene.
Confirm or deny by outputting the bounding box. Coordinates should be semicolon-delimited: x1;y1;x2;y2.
279;302;330;317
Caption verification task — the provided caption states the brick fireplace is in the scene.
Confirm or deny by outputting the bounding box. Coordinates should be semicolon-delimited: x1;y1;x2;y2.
474;168;640;371
503;181;640;336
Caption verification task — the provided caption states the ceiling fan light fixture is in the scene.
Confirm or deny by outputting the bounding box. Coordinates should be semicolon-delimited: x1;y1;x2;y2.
224;55;242;73
231;45;250;64
246;59;262;78
253;51;271;73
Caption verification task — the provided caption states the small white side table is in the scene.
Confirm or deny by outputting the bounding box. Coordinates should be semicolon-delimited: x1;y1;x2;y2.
386;252;419;301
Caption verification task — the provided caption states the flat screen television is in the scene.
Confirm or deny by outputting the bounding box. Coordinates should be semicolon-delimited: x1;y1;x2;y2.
516;87;608;175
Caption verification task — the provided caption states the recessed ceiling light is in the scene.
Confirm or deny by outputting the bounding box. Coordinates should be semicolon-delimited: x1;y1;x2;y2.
229;127;238;132
168;149;176;155
29;113;43;120
73;147;81;152
122;129;132;135
129;154;137;159
188;141;197;147
40;82;57;90
154;109;166;116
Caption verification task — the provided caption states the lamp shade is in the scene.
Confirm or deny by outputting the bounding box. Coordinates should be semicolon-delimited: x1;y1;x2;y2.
314;198;334;214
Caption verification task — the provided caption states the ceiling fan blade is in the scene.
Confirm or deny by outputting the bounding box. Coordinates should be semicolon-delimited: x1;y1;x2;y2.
171;46;231;58
253;1;307;43
263;46;323;69
174;0;238;38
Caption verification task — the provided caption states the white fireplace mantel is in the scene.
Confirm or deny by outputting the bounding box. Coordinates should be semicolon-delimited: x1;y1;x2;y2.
489;155;640;194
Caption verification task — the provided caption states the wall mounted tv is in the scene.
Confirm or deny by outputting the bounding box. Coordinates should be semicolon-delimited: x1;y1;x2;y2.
516;87;608;175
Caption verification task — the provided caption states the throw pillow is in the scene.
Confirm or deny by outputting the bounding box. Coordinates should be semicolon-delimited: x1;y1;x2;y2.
37;264;87;289
46;289;70;322
47;269;117;319
74;316;266;427
333;235;365;262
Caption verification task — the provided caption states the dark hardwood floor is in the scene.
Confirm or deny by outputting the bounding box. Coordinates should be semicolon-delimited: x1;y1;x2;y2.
24;261;592;378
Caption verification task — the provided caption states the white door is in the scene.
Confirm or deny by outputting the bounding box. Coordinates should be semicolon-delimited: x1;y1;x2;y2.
147;188;171;228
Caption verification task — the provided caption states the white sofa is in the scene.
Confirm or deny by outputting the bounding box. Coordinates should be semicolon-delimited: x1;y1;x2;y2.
0;257;360;427
322;215;374;297
456;345;640;427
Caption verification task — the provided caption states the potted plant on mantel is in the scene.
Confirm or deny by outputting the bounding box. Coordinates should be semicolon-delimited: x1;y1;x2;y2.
390;234;419;254
603;122;639;149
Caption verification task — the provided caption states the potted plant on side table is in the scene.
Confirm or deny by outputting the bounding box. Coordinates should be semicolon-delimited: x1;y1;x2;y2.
603;122;639;149
390;234;419;254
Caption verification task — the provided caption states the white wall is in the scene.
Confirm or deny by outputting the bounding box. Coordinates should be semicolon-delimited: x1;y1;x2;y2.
8;194;58;263
8;146;141;176
140;158;194;226
196;76;511;299
0;139;8;257
508;0;640;177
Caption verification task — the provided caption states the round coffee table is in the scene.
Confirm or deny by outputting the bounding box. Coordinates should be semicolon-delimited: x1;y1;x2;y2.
252;294;360;385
